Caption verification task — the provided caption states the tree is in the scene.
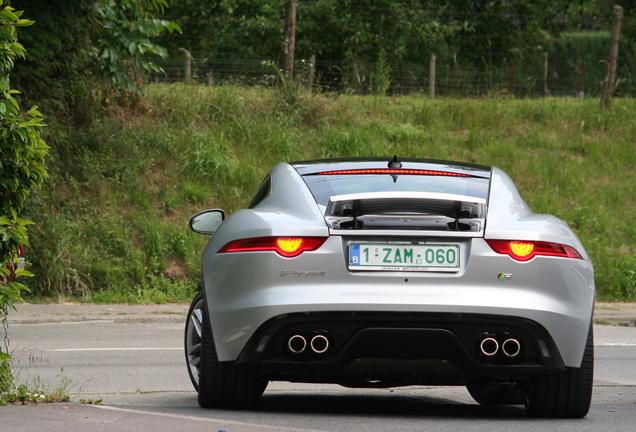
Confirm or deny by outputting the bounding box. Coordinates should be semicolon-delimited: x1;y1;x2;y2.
8;0;180;122
0;0;48;381
155;0;585;91
90;0;182;94
425;0;573;65
159;0;284;58
7;0;93;108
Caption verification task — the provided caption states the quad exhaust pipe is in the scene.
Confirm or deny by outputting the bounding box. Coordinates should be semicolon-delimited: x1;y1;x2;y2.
288;335;307;354
287;334;330;355
501;338;521;358
288;332;519;362
310;335;329;354
479;337;499;357
478;335;522;362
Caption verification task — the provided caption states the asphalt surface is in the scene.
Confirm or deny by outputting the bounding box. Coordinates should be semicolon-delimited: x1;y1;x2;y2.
6;301;636;326
2;301;636;432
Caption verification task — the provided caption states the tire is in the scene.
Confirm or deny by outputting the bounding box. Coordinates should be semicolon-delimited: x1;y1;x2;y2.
196;291;267;409
467;383;525;405
524;325;594;418
184;291;204;392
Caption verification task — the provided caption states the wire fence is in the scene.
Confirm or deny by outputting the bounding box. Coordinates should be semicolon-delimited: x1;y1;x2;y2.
146;18;636;99
147;51;636;98
147;2;636;98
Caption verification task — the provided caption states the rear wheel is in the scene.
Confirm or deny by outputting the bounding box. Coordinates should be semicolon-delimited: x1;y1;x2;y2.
196;292;267;409
467;383;524;405
524;325;594;418
184;291;204;391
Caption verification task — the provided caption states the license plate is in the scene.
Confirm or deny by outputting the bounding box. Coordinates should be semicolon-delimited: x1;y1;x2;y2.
348;243;460;272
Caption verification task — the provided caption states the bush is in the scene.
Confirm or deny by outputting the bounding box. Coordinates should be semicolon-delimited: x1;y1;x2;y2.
0;0;48;399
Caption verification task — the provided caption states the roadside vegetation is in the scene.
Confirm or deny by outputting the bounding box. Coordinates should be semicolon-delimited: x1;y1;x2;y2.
21;84;636;303
0;369;70;405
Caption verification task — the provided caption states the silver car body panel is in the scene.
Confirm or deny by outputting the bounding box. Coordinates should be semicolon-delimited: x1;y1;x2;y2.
199;160;595;370
486;168;590;260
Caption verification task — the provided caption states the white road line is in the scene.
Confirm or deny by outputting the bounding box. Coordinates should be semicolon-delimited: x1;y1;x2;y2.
45;347;181;352
92;405;322;432
595;343;636;347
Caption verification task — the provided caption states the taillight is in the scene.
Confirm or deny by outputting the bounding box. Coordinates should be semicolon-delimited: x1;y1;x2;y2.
486;240;583;261
218;237;327;258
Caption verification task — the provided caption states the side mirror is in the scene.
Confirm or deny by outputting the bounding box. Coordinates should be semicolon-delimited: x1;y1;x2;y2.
189;209;226;235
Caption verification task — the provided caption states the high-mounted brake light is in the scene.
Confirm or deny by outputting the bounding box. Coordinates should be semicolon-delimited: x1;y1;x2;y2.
218;237;327;258
316;169;471;177
486;240;583;262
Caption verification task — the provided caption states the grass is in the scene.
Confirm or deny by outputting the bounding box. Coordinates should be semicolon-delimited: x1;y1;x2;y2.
1;363;71;405
20;83;636;302
79;398;103;404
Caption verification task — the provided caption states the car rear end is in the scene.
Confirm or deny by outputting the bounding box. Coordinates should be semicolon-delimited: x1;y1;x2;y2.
198;157;594;416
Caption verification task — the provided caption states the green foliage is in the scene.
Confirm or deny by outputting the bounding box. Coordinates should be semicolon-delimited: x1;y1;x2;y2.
546;31;636;97
0;366;71;405
159;0;577;73
0;1;47;290
369;49;392;96
159;0;284;57
8;0;94;123
0;5;30;73
91;0;181;95
0;0;48;399
8;0;180;125
154;1;626;97
6;1;627;118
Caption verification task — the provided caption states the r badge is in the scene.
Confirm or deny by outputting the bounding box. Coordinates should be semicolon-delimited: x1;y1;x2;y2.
497;272;513;280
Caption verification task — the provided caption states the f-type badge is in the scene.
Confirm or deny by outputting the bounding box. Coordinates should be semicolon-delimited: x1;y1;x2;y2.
497;272;513;280
281;270;326;277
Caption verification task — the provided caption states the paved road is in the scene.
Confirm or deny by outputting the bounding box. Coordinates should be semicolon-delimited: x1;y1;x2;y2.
2;305;636;431
8;321;636;397
10;321;189;394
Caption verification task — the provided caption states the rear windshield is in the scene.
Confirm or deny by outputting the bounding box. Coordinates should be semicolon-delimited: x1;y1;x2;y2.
303;174;490;206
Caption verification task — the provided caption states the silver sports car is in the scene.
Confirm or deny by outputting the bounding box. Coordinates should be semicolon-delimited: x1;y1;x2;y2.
185;157;595;418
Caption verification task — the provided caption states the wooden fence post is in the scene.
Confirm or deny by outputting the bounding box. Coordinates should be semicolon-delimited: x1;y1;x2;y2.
601;5;623;109
543;52;549;96
429;53;436;98
509;62;516;94
579;61;584;97
184;50;192;82
308;54;316;89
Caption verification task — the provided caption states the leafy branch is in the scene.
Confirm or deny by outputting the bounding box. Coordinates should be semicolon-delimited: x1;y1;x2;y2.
88;0;182;94
1;0;48;359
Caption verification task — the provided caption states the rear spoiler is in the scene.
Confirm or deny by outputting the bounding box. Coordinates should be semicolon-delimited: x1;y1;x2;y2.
325;192;486;236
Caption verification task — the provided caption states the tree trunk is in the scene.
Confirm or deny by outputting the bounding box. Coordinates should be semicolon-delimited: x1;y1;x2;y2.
282;0;298;80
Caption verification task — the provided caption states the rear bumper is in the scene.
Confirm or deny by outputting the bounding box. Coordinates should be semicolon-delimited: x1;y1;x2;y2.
233;311;566;386
203;237;595;367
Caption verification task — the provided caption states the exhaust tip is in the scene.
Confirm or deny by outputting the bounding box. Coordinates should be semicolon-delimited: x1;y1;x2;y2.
288;335;307;354
480;337;499;357
310;335;329;354
502;338;521;357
